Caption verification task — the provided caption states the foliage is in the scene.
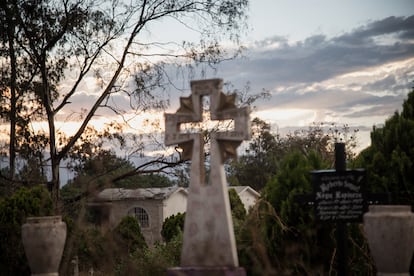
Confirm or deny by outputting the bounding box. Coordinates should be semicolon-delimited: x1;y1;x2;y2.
70;215;183;275
354;88;414;203
74;216;147;275
69;150;171;189
114;174;174;189
352;88;414;273
114;216;147;253
172;166;191;187
228;118;283;191
0;185;53;275
229;188;246;221
70;149;132;178
0;0;112;193
137;233;183;276
264;150;324;224
262;150;334;274
61;150;174;222
76;227;107;272
60;152;176;273
0;0;249;206
237;199;284;276
347;224;376;274
66;150;174;192
228;118;359;191
161;212;185;243
237;148;373;275
161;188;247;243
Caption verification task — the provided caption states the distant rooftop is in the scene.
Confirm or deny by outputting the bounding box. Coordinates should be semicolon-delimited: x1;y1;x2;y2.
228;186;259;195
95;185;259;202
95;186;187;201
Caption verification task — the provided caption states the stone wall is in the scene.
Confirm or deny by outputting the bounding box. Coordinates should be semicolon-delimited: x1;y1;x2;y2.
108;199;164;246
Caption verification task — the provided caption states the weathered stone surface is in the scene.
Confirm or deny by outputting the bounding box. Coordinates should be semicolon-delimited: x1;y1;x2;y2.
22;216;67;276
164;78;250;267
167;266;246;276
364;205;414;276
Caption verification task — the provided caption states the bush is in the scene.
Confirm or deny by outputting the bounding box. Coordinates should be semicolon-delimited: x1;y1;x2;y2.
74;216;148;275
161;213;185;243
114;216;147;253
76;226;107;272
138;233;182;275
0;185;53;275
229;188;247;221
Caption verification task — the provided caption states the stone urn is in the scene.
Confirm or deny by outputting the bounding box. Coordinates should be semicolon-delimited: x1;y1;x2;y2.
22;216;67;276
363;205;414;276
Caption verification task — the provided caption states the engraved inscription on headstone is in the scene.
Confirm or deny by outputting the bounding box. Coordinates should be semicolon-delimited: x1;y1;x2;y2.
312;169;366;222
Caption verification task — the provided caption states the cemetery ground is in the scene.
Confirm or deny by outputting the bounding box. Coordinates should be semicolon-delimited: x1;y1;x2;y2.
0;88;414;275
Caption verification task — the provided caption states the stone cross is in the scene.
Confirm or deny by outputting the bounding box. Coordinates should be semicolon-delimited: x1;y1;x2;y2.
165;78;250;267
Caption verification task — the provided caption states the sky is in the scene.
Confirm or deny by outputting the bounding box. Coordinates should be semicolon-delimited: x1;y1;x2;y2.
204;0;414;150
57;0;414;154
36;0;413;183
247;0;414;42
1;0;412;182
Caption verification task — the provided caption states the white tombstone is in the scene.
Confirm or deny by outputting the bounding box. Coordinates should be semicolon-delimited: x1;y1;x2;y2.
165;79;250;268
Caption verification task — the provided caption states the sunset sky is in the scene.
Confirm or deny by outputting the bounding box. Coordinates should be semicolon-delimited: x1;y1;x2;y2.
1;1;413;183
36;0;413;183
200;0;414;150
57;0;414;153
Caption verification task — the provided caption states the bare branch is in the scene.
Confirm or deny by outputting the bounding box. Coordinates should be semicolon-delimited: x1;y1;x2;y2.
111;157;187;183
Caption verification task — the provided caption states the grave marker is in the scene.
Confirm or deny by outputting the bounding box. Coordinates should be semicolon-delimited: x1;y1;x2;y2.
296;143;366;276
312;169;366;222
165;79;250;275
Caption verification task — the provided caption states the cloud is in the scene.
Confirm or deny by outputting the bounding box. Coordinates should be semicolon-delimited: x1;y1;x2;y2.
206;15;413;128
59;15;414;116
176;15;412;152
53;14;414;153
218;16;414;87
345;15;414;42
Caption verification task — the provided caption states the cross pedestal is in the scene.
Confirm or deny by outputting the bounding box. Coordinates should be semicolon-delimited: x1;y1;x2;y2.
165;79;250;275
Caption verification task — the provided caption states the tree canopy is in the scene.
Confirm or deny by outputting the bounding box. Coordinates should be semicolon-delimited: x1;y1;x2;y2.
228;118;358;191
355;88;414;202
0;0;249;205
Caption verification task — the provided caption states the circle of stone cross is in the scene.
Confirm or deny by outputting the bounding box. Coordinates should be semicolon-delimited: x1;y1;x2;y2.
165;78;251;164
164;78;251;267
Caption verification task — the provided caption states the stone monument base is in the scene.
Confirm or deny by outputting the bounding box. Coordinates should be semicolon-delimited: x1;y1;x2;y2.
167;266;246;276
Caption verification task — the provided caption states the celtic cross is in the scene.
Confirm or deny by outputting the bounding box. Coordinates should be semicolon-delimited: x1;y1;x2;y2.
165;78;250;267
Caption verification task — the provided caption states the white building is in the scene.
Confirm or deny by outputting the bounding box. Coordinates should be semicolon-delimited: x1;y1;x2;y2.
91;186;259;245
228;186;261;212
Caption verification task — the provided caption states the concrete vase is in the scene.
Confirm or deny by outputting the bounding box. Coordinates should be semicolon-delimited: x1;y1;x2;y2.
363;205;414;276
22;216;67;276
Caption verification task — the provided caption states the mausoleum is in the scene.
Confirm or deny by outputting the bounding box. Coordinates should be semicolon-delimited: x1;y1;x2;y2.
90;185;259;245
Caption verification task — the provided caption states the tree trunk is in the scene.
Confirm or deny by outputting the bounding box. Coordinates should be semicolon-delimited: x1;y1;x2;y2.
50;156;60;210
5;3;17;180
41;58;60;209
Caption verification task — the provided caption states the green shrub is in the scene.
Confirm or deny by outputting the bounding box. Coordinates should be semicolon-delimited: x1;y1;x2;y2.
0;185;53;275
229;188;247;221
76;226;107;272
114;216;147;253
138;233;182;275
161;212;185;243
74;216;147;275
